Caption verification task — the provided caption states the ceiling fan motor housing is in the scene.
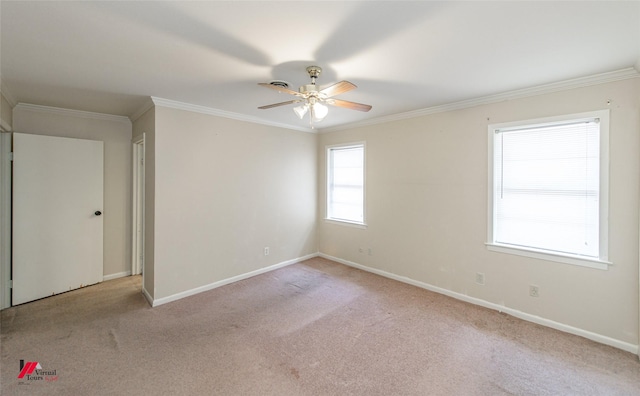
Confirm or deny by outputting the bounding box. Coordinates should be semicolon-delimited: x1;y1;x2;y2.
300;84;320;95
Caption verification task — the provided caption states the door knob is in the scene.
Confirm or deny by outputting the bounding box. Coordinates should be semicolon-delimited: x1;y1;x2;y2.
95;211;102;216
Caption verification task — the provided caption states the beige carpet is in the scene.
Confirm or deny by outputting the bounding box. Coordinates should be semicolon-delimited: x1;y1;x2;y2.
1;257;639;395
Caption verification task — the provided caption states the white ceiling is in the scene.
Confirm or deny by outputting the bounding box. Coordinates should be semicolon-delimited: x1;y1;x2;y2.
2;1;639;131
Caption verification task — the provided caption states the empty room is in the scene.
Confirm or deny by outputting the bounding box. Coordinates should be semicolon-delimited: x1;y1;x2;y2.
1;1;639;394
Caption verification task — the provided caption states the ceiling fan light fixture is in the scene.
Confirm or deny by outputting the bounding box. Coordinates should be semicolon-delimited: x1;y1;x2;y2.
311;102;328;122
293;104;308;119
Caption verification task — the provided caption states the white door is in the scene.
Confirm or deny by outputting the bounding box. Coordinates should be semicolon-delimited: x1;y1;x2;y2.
12;133;103;305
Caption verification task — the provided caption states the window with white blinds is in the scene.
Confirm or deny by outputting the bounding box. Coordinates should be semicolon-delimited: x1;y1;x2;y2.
488;110;610;269
327;143;365;224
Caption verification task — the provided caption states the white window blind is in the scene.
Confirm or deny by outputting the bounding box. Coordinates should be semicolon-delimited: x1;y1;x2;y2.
327;144;364;224
493;118;600;258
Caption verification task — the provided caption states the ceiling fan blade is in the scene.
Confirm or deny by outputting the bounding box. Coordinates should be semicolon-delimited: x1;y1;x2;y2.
258;83;302;97
258;100;301;109
327;99;372;112
319;81;357;98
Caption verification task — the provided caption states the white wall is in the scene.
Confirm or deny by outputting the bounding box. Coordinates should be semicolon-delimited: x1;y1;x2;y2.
13;104;133;279
319;78;640;348
150;106;318;301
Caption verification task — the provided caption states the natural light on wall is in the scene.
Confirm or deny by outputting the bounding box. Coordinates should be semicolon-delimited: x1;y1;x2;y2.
327;144;365;225
487;110;610;269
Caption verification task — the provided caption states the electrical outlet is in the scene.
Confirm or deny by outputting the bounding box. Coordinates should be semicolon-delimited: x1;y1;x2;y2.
529;285;539;297
264;247;269;256
367;248;372;256
475;272;485;285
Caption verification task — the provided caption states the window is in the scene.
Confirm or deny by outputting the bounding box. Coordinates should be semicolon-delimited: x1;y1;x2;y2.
327;143;365;225
487;110;610;269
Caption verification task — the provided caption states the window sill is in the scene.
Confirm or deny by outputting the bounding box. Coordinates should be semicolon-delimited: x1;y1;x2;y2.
324;218;367;229
485;243;611;270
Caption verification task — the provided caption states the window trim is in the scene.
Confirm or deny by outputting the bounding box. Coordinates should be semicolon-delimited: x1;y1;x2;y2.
486;110;611;270
325;142;367;226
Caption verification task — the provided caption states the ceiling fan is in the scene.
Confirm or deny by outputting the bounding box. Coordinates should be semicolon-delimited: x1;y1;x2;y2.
258;66;372;125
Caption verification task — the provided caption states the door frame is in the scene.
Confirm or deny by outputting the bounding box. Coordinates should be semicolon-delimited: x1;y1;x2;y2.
131;134;145;276
0;131;11;309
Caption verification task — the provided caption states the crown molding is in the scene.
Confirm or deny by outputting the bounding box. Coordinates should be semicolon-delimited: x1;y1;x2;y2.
0;119;11;132
11;67;637;134
130;98;155;122
149;96;315;133
0;78;17;107
14;103;131;124
322;67;640;133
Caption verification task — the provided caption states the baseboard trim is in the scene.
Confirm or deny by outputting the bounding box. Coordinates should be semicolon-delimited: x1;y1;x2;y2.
141;286;153;306
103;271;131;281
150;253;319;307
319;253;638;355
